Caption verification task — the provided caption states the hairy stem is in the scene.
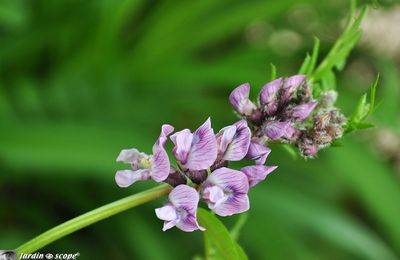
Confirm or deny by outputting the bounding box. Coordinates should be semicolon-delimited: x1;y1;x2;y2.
16;184;171;255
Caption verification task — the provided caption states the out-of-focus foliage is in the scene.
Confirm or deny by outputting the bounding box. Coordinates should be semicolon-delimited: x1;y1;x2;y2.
1;0;400;259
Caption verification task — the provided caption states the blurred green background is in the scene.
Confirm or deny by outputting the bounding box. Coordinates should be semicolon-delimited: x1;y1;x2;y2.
1;0;400;259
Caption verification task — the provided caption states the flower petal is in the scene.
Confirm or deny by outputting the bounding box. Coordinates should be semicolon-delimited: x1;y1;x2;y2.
264;121;291;140
259;78;282;115
281;75;306;104
115;169;151;187
155;204;177;222
222;120;251;161
170;129;193;164
203;185;225;205
169;185;200;215
176;214;205;232
154;124;174;149
211;193;250;217
162;220;179;231
185;118;218;170
241;165;277;187
283;125;301;141
206;167;249;194
246;141;271;165
290;101;318;121
151;145;171;182
116;148;148;165
217;125;237;156
229;83;257;116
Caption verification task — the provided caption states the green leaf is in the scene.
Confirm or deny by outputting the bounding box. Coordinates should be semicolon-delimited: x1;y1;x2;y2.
311;4;367;82
346;74;380;133
349;94;369;124
270;63;277;81
197;208;248;260
354;121;375;130
367;73;380;117
306;37;320;77
281;144;299;159
298;53;311;75
230;213;249;241
320;69;337;90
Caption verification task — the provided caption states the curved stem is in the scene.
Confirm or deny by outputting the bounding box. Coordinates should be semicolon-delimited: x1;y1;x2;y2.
16;184;171;254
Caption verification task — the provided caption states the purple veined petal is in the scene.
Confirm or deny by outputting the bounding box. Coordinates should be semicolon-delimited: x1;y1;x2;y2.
217;125;237;156
170;129;194;165
202;185;226;208
176;214;205;232
155;204;177;222
206;167;249;194
115;169;151;187
300;142;319;157
154;124;174;149
116;148;148;166
202;168;250;216
151;145;170;182
281;75;306;104
155;203;179;231
169;185;199;214
264;121;291;140
162;220;179;231
210;193;250;217
259;78;283;104
283;125;301;141
157;185;204;232
241;165;277;187
229;83;257;116
290;101;318;121
246;141;271;165
185;118;218;170
259;78;283;116
222;120;251;161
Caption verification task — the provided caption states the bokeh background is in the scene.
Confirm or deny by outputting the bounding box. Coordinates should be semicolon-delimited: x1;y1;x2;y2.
1;0;400;259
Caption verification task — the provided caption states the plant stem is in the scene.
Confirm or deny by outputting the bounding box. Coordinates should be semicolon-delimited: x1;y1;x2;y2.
16;184;171;255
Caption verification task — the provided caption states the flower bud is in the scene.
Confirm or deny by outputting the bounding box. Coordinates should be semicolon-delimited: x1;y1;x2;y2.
299;138;318;157
259;78;282;116
319;90;338;108
185;169;208;184
289;101;318;121
164;167;187;187
229;83;257;116
280;75;306;105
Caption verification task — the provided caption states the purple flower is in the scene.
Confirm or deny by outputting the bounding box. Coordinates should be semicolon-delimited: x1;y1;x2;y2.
115;124;174;187
264;121;291;140
241;165;277;187
289;101;318;121
216;120;251;161
170;118;218;171
201;167;249;216
259;78;283;116
299;141;319;157
283;125;302;141
229;83;257;116
280;75;306;104
155;185;204;232
246;141;271;165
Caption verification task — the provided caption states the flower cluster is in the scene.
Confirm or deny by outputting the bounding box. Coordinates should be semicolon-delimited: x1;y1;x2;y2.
229;75;346;157
115;118;277;232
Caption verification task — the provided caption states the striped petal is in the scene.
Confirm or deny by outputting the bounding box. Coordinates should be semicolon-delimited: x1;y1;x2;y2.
246;141;271;165
229;83;257;116
185;118;218;170
115;169;151;187
241;165;277;187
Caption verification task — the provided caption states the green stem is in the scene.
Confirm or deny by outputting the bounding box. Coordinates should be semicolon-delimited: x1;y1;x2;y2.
16;184;171;255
